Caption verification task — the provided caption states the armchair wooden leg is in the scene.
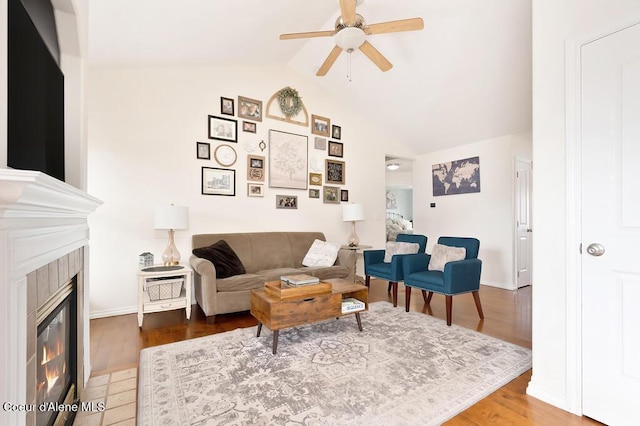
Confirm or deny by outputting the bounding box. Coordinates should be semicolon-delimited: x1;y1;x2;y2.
421;290;428;303
405;286;411;312
365;275;371;287
472;290;485;320
387;282;392;293
391;282;398;307
445;295;453;326
426;291;434;304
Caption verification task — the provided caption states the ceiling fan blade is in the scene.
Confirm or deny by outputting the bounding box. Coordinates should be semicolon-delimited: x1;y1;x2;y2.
359;41;393;72
316;46;343;76
339;0;357;26
280;30;335;40
365;18;425;35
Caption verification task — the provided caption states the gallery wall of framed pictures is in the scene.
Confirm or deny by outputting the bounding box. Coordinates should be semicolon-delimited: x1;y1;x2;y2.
195;91;351;206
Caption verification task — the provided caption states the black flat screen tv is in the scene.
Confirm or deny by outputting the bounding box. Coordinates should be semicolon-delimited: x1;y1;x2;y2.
7;0;65;181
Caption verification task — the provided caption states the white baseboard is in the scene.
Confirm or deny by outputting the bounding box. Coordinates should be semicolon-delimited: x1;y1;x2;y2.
89;305;137;319
526;379;577;415
481;281;515;290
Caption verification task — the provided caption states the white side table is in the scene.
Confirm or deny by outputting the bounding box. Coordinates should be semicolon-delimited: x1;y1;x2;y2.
341;245;372;283
137;264;192;328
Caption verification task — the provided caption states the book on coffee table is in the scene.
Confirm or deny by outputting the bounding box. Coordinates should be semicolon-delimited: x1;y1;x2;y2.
281;274;320;286
341;297;366;313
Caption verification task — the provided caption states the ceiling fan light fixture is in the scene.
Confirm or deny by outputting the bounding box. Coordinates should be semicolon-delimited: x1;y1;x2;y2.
335;27;366;51
387;163;400;171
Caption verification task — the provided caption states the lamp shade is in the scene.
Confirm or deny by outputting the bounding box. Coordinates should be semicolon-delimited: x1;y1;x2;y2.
154;205;189;230
342;203;365;222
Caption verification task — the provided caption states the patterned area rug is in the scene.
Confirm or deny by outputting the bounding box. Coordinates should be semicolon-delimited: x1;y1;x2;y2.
138;302;531;425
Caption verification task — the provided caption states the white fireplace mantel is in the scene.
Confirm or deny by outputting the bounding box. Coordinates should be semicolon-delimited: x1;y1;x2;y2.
0;169;102;425
0;170;101;219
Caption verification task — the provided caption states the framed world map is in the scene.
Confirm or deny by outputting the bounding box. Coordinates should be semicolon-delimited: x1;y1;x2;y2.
432;156;480;196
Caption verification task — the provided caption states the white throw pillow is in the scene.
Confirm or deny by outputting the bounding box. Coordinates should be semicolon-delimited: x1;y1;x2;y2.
383;242;420;263
428;244;466;272
302;239;340;267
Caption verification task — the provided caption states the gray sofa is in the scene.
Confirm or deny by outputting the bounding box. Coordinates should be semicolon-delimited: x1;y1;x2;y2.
189;232;355;323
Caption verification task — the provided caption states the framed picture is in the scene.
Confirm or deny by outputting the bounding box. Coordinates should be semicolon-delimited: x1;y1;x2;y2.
196;142;210;160
309;188;320;199
242;121;257;133
220;97;234;116
323;186;340;204
202;167;235;196
328;141;343;158
311;114;331;137
332;124;342;140
314;137;326;150
247;183;264;197
214;144;237;167
432;156;481;196
208;115;237;142
325;159;345;185
247;154;265;182
276;195;298;209
309;172;322;186
238;96;262;122
269;129;308;189
341;189;349;202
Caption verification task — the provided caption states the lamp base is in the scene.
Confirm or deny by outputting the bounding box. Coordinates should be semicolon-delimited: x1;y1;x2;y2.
347;221;360;247
162;229;181;266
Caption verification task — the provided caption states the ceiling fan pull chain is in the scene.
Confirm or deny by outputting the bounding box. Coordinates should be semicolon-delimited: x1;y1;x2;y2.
347;49;353;82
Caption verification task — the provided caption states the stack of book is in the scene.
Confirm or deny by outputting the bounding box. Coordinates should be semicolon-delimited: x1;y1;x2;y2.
280;274;320;287
341;297;366;313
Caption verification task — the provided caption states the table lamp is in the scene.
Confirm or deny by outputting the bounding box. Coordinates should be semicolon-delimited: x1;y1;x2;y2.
342;203;365;247
154;204;189;266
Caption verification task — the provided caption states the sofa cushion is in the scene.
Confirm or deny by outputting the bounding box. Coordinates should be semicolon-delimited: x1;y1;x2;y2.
302;239;340;267
255;268;303;282
383;241;420;262
301;265;351;280
428;244;466;272
215;274;265;292
192;240;246;279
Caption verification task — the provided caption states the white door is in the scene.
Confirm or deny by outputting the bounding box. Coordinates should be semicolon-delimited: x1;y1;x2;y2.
515;158;532;288
581;22;640;426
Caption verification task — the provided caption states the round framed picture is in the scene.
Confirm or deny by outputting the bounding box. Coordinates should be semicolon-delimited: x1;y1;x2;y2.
214;144;237;167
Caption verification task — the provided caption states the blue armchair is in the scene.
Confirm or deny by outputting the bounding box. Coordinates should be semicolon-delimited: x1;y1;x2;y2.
363;234;427;307
402;237;484;326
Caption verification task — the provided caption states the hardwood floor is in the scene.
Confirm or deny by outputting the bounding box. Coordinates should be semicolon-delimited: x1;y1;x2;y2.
88;280;602;425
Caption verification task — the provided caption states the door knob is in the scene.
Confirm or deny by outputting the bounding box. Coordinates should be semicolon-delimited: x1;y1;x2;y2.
586;243;605;257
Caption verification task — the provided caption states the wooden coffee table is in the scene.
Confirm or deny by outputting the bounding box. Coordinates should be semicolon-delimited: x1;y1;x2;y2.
250;278;368;354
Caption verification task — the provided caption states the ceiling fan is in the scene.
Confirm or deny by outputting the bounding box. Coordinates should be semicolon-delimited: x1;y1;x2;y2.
280;0;424;76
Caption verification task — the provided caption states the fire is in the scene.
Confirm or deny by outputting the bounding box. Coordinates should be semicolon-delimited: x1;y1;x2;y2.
40;339;66;394
41;338;63;365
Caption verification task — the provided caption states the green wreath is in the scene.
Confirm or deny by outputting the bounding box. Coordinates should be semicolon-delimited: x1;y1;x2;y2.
277;87;303;117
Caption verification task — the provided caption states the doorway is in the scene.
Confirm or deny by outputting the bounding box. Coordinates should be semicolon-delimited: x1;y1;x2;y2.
514;158;532;288
385;157;414;241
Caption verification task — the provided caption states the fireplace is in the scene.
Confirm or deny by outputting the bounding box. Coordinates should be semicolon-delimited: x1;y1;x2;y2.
0;170;102;425
36;279;77;426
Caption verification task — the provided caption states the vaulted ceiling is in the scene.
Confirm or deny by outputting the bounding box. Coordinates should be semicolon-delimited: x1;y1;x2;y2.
88;0;532;156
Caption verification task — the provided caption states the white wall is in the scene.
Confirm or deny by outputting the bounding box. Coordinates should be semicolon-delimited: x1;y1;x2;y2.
413;134;531;290
530;0;640;414
86;64;414;317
